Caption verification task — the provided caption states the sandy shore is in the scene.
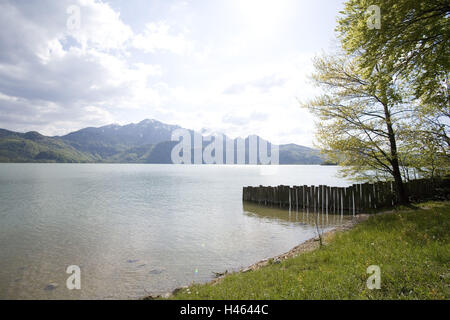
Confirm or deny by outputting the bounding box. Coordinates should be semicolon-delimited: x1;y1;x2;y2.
144;213;371;299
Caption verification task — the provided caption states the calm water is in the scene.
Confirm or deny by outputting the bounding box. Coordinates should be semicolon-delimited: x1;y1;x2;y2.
0;164;352;299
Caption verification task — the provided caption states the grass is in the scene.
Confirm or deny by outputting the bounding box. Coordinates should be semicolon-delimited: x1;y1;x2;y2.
171;201;450;300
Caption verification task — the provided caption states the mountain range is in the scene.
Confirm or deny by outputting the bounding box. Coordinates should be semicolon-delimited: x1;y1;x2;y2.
0;119;324;164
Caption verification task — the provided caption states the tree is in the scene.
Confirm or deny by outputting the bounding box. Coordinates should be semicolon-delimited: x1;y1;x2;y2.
303;0;449;204
398;117;449;180
336;0;450;149
302;54;413;204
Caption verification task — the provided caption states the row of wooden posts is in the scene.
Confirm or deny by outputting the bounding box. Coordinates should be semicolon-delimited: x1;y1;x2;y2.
242;178;442;215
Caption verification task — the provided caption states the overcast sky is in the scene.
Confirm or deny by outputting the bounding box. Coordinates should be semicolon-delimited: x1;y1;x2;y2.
0;0;344;146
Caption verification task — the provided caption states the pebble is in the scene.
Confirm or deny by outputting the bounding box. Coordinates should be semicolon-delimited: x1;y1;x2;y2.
44;283;58;291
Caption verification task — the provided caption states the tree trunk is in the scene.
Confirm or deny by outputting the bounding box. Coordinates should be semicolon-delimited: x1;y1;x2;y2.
391;157;409;204
381;99;409;205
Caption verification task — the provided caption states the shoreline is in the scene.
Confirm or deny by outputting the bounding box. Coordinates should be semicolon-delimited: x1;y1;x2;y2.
144;213;372;300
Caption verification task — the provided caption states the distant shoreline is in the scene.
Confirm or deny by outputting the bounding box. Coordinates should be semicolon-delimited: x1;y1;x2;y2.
0;162;334;165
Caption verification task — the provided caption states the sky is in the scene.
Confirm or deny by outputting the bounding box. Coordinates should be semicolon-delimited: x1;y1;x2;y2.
0;0;345;147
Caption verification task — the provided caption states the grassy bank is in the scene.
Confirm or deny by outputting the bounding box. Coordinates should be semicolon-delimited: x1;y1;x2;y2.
171;201;449;300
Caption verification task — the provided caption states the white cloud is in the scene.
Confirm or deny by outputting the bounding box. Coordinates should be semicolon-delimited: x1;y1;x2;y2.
0;0;166;135
156;52;319;145
0;0;343;145
224;74;287;94
132;22;193;55
68;0;134;51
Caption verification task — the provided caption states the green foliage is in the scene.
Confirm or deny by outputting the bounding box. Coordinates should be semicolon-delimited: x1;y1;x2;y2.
106;144;156;163
302;53;413;183
336;0;450;172
0;128;324;164
337;0;449;108
278;144;323;164
171;201;450;300
304;0;449;182
0;136;96;163
398;127;449;180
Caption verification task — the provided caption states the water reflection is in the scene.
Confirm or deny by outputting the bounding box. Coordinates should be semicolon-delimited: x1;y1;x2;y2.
243;202;351;228
0;164;349;299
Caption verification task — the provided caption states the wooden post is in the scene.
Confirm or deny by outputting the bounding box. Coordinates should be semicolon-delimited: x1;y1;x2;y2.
352;188;355;216
326;186;329;215
318;185;323;214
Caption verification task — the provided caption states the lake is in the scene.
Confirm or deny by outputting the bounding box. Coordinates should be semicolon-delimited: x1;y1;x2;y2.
0;164;352;299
